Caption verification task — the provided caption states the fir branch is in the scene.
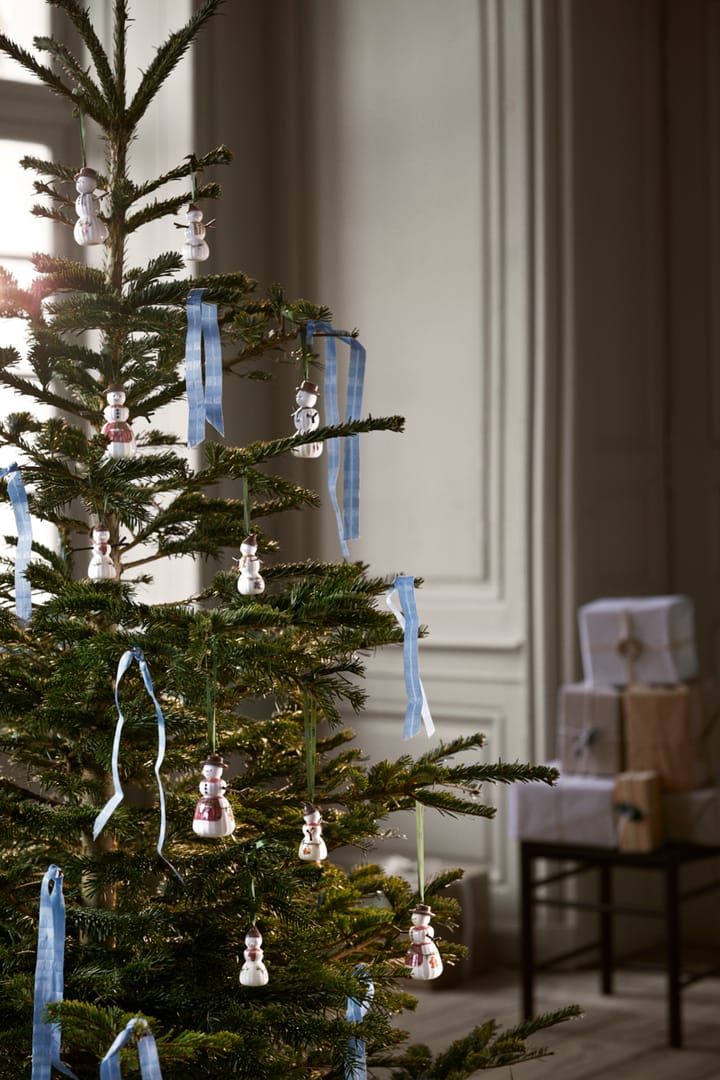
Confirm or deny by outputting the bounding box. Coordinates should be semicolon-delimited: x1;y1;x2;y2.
33;36;107;118
127;146;233;205
124;252;186;289
199;416;406;476
126;0;226;129
32;254;109;295
21;156;78;184
0;34;81;110
0;369;90;422
48;0;117;107
125;183;222;233
32;180;75;207
30;204;74;227
113;0;128;114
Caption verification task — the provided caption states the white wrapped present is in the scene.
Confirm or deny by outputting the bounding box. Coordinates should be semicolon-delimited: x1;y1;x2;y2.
578;595;698;687
557;683;624;775
663;787;720;847
508;763;616;847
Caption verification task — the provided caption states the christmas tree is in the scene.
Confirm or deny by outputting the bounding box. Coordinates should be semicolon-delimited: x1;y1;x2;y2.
0;3;579;1077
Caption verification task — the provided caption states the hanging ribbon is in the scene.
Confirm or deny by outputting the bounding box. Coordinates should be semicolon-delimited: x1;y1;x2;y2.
304;692;318;802
0;463;32;622
185;288;224;448
344;965;374;1080
101;1018;163;1080
93;647;182;882
32;866;79;1080
303;321;366;557
386;576;434;739
415;801;425;902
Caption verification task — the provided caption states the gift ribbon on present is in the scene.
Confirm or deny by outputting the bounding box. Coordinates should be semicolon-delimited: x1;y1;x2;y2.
93;648;181;882
32;866;79;1080
0;463;32;622
185;288;224;448
101;1018;163;1080
386;575;434;739
344;965;374;1080
613;799;645;847
303;320;366;557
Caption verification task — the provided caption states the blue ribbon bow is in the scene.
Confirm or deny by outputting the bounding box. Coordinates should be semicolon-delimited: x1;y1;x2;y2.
303;321;366;557
185;288;224;448
31;866;79;1080
0;462;32;622
93;648;181;882
101;1018;163;1080
345;965;374;1080
386;576;435;740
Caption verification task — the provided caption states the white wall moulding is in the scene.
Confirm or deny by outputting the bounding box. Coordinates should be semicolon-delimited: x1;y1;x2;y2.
196;0;550;924
417;585;526;652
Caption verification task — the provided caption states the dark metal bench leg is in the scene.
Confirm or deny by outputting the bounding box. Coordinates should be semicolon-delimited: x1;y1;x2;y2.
665;860;682;1048
520;843;535;1018
599;864;613;995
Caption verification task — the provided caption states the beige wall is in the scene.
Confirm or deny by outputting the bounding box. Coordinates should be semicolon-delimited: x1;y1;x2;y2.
196;1;548;948
196;0;720;950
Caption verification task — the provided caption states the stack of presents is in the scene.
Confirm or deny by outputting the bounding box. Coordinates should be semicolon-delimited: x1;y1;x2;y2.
510;596;720;852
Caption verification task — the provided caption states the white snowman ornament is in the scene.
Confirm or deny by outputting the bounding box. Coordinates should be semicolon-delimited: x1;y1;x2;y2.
182;203;210;262
88;524;115;580
102;385;136;458
192;753;236;838
239;925;269;986
237;534;265;596
291;380;322;458
73;167;107;246
298;801;327;863
404;903;443;981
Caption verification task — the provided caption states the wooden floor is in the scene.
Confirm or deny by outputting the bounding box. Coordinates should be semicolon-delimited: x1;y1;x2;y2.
395;967;720;1078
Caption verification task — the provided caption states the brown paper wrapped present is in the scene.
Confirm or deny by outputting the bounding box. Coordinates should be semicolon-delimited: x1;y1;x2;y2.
558;683;624;775
613;771;664;851
623;680;718;792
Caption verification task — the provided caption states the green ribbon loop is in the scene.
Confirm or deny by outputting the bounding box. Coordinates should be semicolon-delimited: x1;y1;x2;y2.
416;800;425;903
304;693;317;802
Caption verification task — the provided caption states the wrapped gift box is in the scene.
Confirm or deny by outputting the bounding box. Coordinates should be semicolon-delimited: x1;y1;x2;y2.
613;771;664;851
557;683;624;775
624;680;718;792
663;787;720;847
578;596;698;687
508;763;616;847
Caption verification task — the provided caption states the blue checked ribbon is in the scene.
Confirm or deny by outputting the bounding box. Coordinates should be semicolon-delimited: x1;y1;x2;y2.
101;1018;163;1080
93;648;182;882
185;288;224;448
386;576;435;739
344;965;374;1080
31;866;79;1080
0;463;32;622
303;321;366;557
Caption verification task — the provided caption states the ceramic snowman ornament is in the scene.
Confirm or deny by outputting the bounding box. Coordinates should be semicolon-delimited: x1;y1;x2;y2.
192;753;236;838
239;925;269;986
404;903;443;981
182;203;210;262
88;524;115;580
291;380;322;458
298;801;327;863
236;534;265;597
102;385;136;458
73;167;107;246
